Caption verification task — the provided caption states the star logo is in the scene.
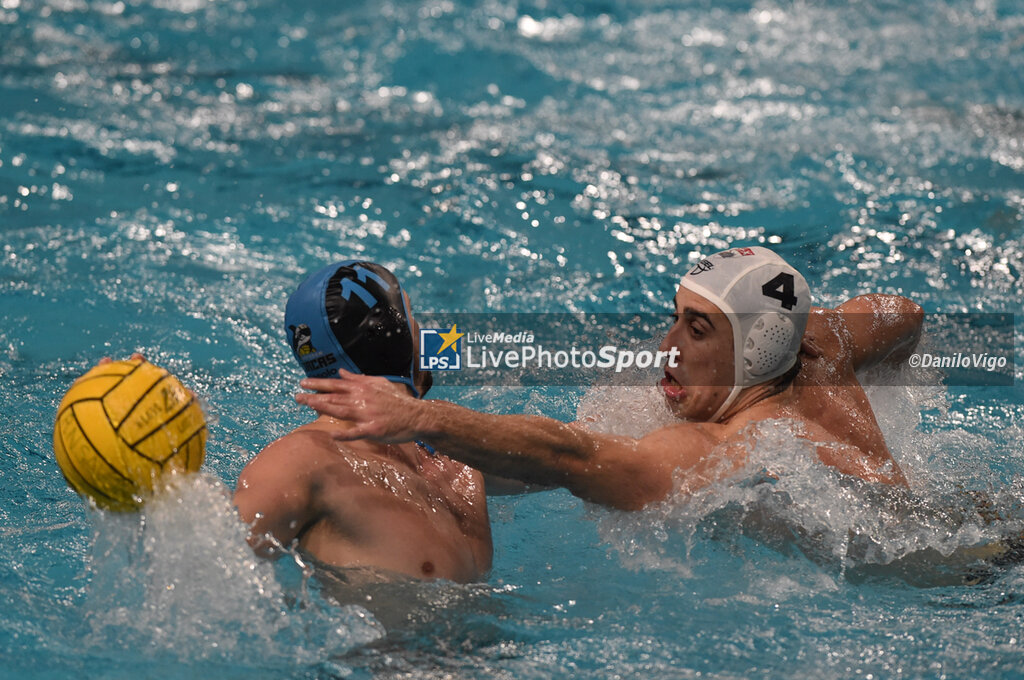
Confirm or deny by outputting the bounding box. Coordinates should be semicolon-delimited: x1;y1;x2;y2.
419;324;464;371
435;324;465;355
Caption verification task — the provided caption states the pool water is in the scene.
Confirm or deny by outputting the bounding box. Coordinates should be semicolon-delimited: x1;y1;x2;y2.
2;0;1023;677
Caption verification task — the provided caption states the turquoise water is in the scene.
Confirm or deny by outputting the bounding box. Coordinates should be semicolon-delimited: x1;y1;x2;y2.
2;0;1023;677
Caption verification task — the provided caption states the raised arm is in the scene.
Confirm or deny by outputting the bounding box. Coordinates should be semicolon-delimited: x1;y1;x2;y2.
233;436;319;558
296;371;719;510
832;294;923;371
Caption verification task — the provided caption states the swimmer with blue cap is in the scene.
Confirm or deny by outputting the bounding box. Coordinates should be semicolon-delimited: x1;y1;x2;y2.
284;260;430;397
234;261;492;584
296;247;923;511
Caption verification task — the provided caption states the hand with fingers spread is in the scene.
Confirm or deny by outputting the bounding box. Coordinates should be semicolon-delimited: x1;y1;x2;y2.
233;260;493;585
295;369;427;443
286;248;924;512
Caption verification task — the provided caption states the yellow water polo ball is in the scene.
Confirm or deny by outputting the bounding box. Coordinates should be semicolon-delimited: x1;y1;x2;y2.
52;358;207;512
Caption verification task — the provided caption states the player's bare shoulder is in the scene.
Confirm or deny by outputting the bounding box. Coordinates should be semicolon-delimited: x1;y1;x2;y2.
801;295;923;379
242;422;369;494
255;424;335;465
794;307;861;388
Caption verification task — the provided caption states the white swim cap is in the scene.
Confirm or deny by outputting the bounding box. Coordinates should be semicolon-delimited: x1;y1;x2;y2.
679;246;811;422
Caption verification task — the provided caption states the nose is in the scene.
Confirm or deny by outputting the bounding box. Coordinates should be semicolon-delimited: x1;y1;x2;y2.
659;327;680;357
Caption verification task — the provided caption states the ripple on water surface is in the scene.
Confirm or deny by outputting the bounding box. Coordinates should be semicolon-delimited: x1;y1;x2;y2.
0;0;1023;678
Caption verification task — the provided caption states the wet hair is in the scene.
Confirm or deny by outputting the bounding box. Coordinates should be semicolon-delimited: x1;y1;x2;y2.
768;356;802;396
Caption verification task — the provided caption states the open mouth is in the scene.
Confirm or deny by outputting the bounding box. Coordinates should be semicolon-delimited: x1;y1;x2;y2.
660;371;686;400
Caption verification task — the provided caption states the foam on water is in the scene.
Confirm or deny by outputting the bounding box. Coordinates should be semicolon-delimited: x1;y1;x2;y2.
77;474;383;674
1;0;1023;676
581;363;1024;588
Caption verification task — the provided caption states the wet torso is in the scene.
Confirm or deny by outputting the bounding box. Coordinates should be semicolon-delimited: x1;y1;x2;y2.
290;422;492;582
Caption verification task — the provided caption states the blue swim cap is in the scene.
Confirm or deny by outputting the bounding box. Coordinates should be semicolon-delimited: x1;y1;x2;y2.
285;261;421;398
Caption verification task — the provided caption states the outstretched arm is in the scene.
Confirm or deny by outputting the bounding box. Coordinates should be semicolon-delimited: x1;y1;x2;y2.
833;294;923;371
295;371;713;510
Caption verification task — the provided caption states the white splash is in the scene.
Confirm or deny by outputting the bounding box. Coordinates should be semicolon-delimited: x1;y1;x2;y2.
80;473;383;666
580;364;1024;587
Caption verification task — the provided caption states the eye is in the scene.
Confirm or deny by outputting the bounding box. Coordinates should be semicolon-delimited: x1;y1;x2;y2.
690;322;705;338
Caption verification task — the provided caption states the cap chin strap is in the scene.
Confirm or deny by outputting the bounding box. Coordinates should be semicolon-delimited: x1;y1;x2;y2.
393;375;421;399
709;384;743;423
396;280;422;400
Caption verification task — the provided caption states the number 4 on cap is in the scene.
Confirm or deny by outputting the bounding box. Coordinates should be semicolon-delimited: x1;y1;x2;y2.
762;273;798;310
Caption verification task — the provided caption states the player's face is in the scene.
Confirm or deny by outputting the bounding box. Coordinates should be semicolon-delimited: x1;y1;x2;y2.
659;286;735;421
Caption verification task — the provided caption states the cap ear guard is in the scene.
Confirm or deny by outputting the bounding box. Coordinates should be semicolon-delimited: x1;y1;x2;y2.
743;312;798;379
678;246;811;422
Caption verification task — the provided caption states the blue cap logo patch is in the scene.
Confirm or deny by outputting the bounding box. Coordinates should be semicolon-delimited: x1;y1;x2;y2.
289;324;316;356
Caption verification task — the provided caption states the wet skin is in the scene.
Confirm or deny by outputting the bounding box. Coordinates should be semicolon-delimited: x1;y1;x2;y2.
295;293;922;510
234;293;492;582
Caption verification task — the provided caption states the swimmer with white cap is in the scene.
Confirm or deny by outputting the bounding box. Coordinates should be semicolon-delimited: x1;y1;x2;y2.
296;247;923;510
661;246;812;423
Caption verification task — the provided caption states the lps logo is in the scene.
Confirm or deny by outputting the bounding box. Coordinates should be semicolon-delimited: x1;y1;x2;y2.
419;324;464;370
